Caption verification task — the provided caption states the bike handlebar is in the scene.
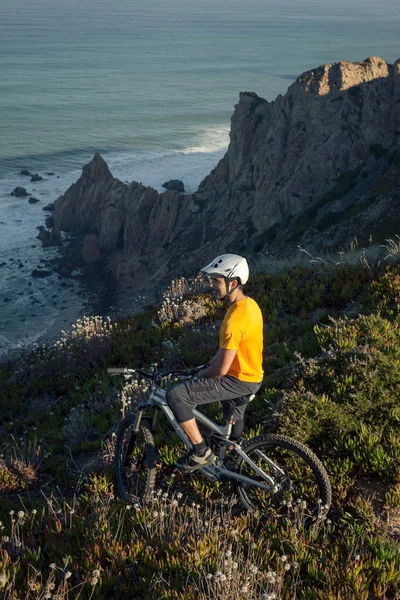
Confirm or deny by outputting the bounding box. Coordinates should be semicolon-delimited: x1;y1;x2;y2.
107;366;205;380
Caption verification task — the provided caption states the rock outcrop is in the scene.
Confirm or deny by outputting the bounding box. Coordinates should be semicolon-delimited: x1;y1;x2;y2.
162;179;185;193
30;174;43;182
11;187;28;197
51;56;400;287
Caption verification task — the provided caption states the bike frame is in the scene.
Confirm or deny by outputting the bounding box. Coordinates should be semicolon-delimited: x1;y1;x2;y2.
132;386;280;492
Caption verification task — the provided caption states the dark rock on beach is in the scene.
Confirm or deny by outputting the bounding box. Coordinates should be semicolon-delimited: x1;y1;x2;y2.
28;197;40;204
37;229;50;243
49;226;62;246
20;169;31;176
37;225;62;247
30;173;43;182
31;269;52;278
43;203;55;212
11;187;28;197
47;172;55;176
162;179;185;193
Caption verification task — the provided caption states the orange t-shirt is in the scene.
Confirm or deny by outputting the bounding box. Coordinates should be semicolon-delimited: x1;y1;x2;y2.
219;297;263;382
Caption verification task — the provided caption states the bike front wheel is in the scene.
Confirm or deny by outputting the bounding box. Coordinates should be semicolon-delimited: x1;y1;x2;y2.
114;416;156;503
233;434;331;523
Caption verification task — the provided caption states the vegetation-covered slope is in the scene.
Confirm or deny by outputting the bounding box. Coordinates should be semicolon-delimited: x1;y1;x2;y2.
1;249;400;599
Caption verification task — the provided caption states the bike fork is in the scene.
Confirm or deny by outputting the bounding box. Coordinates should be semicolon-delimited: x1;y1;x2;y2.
123;410;144;467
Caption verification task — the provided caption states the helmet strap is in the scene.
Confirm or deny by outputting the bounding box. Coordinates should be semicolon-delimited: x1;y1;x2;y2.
224;278;237;298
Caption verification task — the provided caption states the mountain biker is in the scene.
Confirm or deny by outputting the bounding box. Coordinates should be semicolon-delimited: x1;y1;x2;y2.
166;253;264;473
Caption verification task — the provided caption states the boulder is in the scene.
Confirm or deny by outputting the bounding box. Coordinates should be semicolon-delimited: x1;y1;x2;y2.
162;179;185;193
61;266;73;277
42;203;55;211
30;173;43;182
37;229;50;243
49;226;62;246
47;172;55;176
20;169;31;176
11;187;28;197
37;225;62;246
82;234;102;263
45;215;54;228
28;197;40;204
31;269;52;278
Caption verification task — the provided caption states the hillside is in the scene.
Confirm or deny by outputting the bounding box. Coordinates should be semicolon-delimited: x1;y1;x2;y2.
1;249;400;599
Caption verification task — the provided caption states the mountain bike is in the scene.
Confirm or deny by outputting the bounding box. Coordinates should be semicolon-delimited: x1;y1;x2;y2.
109;367;332;522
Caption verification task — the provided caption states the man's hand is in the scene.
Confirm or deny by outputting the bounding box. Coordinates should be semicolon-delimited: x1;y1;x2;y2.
198;348;237;378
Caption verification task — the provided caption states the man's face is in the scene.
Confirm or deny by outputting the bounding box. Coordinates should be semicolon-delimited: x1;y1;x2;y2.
211;275;228;299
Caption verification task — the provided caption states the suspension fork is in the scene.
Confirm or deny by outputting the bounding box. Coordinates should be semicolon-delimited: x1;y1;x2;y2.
124;403;155;465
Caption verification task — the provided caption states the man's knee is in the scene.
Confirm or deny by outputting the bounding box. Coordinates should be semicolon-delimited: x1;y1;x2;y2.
166;386;180;411
166;385;195;423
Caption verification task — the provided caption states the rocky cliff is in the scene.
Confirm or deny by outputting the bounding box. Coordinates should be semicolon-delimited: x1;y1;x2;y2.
51;56;400;287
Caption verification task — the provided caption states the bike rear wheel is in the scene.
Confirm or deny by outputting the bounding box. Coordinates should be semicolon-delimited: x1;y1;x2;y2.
114;415;156;503
233;434;331;523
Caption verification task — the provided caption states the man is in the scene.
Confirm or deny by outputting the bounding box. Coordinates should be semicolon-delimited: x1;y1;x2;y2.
166;253;264;473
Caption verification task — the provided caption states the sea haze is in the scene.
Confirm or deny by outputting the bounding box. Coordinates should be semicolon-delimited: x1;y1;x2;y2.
0;0;399;354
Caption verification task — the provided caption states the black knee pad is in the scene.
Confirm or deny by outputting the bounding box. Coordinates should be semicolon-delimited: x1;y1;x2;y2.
166;386;194;423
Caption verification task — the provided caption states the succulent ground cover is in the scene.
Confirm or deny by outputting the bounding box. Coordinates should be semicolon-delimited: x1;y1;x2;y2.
1;250;400;599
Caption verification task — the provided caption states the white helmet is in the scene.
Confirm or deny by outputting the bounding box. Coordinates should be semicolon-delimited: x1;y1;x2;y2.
201;254;249;285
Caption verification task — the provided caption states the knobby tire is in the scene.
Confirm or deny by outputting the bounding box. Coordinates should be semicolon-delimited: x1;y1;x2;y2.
233;433;332;523
114;416;156;503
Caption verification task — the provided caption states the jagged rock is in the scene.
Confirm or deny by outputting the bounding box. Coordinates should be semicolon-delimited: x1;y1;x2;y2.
49;226;62;246
11;187;28;197
28;197;40;204
37;229;50;243
82;234;101;263
20;169;31;176
30;173;43;182
51;57;400;287
162;179;185;193
42;203;55;211
37;225;62;247
45;215;54;228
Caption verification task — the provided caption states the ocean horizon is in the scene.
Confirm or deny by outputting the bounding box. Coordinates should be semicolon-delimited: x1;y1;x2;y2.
0;0;399;355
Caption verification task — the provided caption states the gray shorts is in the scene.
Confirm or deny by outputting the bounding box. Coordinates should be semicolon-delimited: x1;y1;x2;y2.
166;375;261;424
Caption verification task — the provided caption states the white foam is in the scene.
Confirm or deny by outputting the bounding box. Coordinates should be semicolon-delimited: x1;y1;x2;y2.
182;126;230;155
106;128;228;192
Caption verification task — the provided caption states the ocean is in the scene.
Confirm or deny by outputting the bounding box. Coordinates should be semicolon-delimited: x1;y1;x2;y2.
0;0;399;356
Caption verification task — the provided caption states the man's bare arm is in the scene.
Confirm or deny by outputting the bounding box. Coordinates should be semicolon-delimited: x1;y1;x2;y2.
198;347;237;378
